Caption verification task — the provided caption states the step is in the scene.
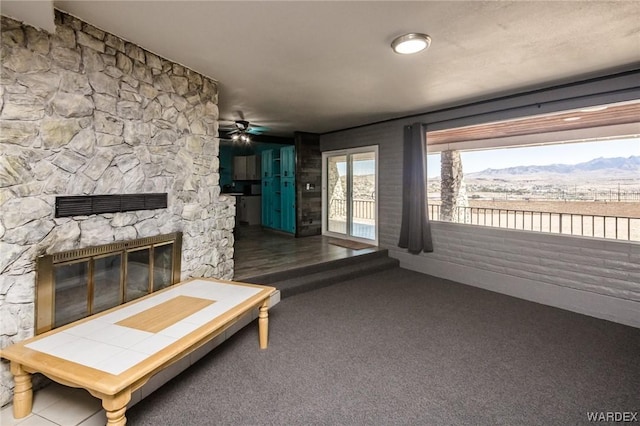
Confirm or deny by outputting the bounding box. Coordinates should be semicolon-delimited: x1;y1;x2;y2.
242;249;391;285
243;250;399;298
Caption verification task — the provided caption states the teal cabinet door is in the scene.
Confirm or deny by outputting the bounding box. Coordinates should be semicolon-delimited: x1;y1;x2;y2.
281;177;296;234
281;146;295;178
261;178;272;227
261;149;273;178
271;175;281;230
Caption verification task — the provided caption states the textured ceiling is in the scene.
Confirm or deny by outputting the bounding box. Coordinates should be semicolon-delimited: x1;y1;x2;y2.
4;1;640;136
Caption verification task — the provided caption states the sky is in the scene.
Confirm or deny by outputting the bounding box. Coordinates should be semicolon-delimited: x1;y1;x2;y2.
333;138;639;177
336;159;376;175
427;138;640;178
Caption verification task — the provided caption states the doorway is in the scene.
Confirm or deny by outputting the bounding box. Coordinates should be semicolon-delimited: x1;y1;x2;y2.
322;146;378;245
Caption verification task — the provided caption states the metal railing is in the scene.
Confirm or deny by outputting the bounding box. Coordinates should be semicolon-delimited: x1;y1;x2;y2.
427;189;640;202
329;199;375;220
429;204;639;241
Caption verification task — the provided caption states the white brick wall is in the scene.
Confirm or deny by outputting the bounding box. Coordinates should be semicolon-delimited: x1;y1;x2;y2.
392;222;640;328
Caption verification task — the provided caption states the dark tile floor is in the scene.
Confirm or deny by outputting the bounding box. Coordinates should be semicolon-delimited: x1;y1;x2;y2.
233;225;381;281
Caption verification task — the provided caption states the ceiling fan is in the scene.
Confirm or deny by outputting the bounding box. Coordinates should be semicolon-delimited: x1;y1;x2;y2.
219;111;270;143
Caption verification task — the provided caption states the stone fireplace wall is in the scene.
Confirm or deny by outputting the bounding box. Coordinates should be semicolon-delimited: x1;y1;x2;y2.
0;11;235;405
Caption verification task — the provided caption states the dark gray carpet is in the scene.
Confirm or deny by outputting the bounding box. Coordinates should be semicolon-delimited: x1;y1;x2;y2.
127;267;640;425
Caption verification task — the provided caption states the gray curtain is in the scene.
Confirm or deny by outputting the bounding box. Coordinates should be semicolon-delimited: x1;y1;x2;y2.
398;123;433;253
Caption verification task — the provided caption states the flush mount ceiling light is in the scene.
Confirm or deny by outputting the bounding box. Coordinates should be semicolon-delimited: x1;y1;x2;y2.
391;33;431;54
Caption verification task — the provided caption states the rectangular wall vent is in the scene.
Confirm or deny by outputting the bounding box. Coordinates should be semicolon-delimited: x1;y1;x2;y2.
55;193;168;217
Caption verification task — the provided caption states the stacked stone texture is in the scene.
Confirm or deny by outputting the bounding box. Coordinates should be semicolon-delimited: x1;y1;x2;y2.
440;150;468;222
0;12;234;405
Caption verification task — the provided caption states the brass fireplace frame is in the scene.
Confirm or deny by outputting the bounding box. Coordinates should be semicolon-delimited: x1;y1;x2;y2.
35;232;182;335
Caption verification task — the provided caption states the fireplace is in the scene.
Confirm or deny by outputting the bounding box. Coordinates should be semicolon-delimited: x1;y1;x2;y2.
35;233;182;334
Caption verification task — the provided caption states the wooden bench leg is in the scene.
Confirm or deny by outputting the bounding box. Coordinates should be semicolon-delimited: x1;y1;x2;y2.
100;389;131;426
259;301;269;349
10;362;33;419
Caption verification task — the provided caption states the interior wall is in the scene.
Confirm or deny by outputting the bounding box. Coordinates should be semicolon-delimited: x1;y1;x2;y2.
295;132;322;237
322;120;409;247
320;71;640;328
0;11;233;405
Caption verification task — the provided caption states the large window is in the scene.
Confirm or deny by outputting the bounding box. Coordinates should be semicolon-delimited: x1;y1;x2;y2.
426;103;640;242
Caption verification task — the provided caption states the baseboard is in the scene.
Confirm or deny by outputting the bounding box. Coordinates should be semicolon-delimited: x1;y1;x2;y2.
389;249;640;329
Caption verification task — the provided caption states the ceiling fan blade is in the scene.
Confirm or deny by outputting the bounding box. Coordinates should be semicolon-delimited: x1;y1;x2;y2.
247;125;270;135
220;112;271;137
219;119;238;128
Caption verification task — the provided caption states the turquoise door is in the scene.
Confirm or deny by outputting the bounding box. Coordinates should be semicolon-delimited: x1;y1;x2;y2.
261;147;295;232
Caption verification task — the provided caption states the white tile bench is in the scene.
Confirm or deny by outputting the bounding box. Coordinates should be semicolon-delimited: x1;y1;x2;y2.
0;278;277;426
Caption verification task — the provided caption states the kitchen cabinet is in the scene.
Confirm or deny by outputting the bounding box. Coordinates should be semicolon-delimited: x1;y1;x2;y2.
236;195;262;226
233;155;261;180
247;155;261;180
233;156;246;180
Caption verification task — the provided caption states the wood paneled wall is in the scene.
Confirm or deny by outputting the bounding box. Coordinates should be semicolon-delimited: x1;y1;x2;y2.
295;132;322;237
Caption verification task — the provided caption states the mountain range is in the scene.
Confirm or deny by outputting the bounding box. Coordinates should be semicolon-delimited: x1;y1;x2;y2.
468;156;640;178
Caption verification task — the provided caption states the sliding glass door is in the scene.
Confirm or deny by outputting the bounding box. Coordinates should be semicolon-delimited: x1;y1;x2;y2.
326;154;348;235
323;146;378;244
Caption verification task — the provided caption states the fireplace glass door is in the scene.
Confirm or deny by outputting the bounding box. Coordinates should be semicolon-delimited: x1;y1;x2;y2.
93;253;122;314
53;260;90;328
153;242;175;291
37;233;182;334
126;248;151;302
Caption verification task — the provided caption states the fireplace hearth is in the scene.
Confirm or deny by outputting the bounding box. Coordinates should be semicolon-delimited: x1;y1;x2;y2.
36;233;182;334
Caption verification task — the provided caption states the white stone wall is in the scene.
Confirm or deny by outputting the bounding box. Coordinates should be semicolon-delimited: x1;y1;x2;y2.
0;12;234;405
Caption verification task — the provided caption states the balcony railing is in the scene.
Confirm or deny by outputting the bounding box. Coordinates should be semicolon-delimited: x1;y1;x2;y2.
429;204;640;241
329;199;375;220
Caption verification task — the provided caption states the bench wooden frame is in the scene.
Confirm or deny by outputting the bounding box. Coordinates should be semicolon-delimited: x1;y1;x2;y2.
0;278;276;425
